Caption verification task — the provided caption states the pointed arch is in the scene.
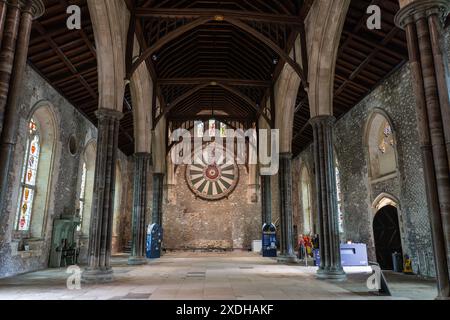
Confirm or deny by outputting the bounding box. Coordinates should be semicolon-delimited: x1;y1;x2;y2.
77;139;97;235
88;0;130;111
372;193;401;212
274;63;301;153
300;164;314;235
156;82;269;125
306;0;350;117
15;101;59;238
129;16;306;83
364;109;399;180
130;36;153;153
112;160;123;253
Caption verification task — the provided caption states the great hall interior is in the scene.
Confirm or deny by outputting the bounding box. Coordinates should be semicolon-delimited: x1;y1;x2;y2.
0;0;449;301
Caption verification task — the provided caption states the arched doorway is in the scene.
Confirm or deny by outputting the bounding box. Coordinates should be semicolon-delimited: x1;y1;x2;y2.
373;205;403;270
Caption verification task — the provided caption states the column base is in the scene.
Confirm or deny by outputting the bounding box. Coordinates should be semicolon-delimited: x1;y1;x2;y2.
316;267;347;281
81;268;114;283
277;254;298;264
128;256;148;265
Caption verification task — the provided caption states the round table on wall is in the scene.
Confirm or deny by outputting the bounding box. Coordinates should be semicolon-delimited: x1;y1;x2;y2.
185;153;239;201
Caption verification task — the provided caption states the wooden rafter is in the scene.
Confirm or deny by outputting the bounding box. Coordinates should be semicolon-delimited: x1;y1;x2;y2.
134;8;304;25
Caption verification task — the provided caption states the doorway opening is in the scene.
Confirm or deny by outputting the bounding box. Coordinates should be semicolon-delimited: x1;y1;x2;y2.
373;205;403;270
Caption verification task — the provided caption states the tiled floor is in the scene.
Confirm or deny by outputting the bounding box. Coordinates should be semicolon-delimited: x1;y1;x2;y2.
0;252;437;300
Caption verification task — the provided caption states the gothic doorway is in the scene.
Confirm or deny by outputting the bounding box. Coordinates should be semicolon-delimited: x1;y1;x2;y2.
373;205;403;270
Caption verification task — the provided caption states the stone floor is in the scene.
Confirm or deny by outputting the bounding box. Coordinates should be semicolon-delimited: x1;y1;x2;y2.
0;252;437;300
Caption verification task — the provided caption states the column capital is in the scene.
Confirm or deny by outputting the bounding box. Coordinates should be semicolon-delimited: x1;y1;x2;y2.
133;152;152;159
153;172;165;178
395;0;449;29
134;152;153;166
95;108;124;121
309;115;336;127
19;0;45;19
279;152;293;160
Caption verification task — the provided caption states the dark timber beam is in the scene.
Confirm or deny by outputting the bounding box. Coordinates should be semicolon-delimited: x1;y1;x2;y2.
129;15;307;86
134;8;304;25
128;17;211;78
155;81;270;125
155;83;211;124
158;78;271;87
169;116;254;123
225;17;307;85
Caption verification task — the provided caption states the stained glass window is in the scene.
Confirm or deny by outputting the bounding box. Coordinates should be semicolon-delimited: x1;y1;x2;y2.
195;122;204;138
220;122;227;138
378;122;394;154
77;162;87;232
208;120;216;137
15;119;40;232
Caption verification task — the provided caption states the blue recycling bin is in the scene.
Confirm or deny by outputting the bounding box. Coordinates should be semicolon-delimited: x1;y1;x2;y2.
262;223;277;257
146;224;163;259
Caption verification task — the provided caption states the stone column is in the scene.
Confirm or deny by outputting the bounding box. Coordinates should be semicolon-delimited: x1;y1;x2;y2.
395;0;450;298
0;0;44;215
0;1;7;43
152;173;164;226
261;175;272;226
128;152;151;265
311;116;345;280
82;108;123;283
277;153;297;263
0;0;21;129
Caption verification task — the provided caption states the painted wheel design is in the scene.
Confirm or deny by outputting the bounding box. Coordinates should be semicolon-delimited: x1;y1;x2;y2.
186;148;239;201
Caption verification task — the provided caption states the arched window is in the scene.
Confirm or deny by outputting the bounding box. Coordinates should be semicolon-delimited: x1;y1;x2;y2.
15;104;57;238
220;122;227;137
77;162;87;232
112;161;122;253
300;166;313;235
195;121;204;138
78;140;96;235
15;119;40;231
366;112;397;180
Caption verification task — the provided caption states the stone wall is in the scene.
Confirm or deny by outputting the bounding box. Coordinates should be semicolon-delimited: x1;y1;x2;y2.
0;66;131;278
292;146;317;247
163;165;261;251
293;25;450;278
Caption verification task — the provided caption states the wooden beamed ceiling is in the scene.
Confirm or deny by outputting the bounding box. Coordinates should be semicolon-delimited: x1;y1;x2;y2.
28;0;135;155
130;0;305;132
27;1;446;157
292;0;410;156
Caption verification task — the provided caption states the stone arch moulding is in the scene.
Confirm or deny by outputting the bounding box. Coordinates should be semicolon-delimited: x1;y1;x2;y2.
372;192;401;213
371;192;407;263
87;0;130;112
274;64;301;153
306;0;350;117
130;36;153;154
363;108;397;147
364;108;400;182
24;100;60;239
